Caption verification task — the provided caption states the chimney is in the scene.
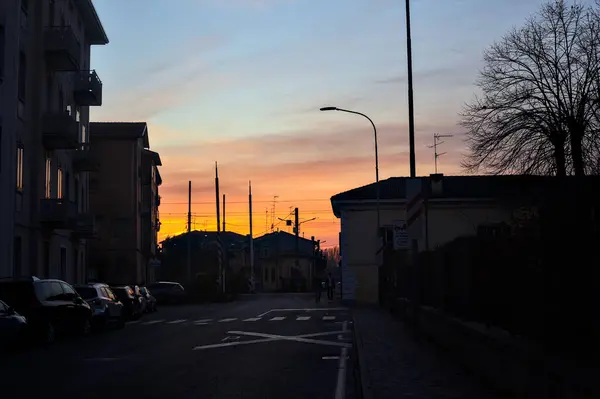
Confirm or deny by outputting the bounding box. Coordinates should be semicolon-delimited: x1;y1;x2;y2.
430;173;443;196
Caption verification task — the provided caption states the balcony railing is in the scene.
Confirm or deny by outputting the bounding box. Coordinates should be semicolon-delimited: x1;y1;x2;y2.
72;144;99;172
74;70;102;106
43;113;79;150
72;213;97;239
44;26;80;71
39;199;77;229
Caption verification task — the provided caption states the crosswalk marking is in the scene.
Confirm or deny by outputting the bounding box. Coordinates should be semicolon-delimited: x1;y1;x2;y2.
142;320;165;325
296;316;310;321
243;317;262;322
323;316;336;320
167;319;187;324
194;319;212;323
218;318;237;322
269;316;286;321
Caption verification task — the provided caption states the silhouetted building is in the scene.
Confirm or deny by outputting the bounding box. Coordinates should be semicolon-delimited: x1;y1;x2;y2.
254;231;318;292
0;0;108;281
160;231;248;284
87;122;161;284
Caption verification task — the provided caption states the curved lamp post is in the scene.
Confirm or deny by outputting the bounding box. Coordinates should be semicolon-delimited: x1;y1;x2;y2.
319;107;380;232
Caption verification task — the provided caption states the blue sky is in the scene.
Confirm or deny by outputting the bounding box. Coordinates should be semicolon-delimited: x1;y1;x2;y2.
89;0;555;242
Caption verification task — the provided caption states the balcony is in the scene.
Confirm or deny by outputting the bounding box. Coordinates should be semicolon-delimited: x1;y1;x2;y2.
72;144;98;172
44;26;80;71
72;213;97;239
39;199;77;229
43;113;79;150
74;70;103;106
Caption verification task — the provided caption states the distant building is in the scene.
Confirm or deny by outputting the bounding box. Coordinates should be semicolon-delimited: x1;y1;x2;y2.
0;0;108;281
254;231;322;292
87;122;161;284
160;231;248;284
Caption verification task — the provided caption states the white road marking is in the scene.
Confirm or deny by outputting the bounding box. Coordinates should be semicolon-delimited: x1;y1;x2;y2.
257;307;346;317
142;320;164;325
193;330;345;351
127;320;141;325
221;336;240;342
84;357;120;362
323;316;336;320
194;319;212;323
218;318;237;322
322;356;340;360
243;317;262;322
269;316;286;321
194;322;209;325
167;319;187;324
229;330;352;348
296;316;311;321
334;321;349;399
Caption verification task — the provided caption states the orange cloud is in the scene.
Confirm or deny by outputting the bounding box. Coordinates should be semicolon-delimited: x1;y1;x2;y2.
155;121;465;247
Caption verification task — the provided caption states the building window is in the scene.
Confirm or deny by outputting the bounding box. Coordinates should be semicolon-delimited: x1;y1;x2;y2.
18;51;26;100
16;144;24;191
60;247;67;280
57;166;63;198
0;25;5;79
65;172;70;201
58;90;64;112
44;152;51;198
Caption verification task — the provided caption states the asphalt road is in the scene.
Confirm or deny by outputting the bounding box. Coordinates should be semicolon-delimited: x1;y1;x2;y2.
0;293;356;399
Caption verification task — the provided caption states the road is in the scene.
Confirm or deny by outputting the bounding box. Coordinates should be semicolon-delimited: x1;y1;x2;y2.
0;293;356;399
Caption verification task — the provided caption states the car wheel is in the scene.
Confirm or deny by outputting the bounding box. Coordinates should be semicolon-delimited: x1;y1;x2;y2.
45;323;56;344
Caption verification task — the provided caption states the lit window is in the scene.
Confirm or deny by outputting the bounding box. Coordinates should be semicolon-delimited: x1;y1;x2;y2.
45;152;51;198
57;166;63;198
16;144;24;191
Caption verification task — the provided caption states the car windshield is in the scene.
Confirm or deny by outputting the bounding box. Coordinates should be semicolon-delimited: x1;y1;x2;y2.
74;287;97;300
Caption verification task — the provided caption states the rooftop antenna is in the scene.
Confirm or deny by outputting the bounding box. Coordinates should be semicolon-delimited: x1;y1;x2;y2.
270;195;278;232
428;133;453;174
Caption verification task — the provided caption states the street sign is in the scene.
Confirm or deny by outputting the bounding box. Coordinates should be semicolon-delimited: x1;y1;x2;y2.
393;220;409;250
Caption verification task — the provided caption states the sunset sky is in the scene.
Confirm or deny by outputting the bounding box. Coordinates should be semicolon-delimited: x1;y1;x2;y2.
89;0;549;247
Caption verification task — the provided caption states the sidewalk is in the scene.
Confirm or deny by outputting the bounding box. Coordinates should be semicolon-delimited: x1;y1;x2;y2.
352;306;500;399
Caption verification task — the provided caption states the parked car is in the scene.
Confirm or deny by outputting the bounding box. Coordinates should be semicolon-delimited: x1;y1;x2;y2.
139;287;157;312
0;299;27;348
74;283;125;329
132;285;147;314
110;286;143;320
147;281;186;304
0;277;92;344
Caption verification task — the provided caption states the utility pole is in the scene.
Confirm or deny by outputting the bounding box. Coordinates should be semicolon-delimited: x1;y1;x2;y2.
265;208;268;234
187;181;192;283
215;162;224;294
294;208;300;280
428;134;453;174
249;181;254;291
406;0;416;178
270;196;278;232
222;194;226;232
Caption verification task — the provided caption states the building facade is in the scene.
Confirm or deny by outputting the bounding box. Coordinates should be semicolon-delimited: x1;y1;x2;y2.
0;0;108;282
88;122;161;285
254;231;318;292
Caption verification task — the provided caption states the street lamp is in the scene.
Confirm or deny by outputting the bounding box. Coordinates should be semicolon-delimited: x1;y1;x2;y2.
319;107;381;232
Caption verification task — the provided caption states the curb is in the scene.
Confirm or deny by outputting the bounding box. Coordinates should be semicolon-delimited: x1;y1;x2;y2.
351;312;375;399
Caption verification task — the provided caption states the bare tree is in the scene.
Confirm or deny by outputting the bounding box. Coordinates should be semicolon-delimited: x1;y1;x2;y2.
461;1;600;176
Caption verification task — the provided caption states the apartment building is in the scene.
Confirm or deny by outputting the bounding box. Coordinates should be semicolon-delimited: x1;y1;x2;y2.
0;0;108;281
88;122;162;285
141;148;162;283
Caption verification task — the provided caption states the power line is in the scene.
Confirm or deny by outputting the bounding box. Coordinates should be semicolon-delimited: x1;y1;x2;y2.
160;198;331;205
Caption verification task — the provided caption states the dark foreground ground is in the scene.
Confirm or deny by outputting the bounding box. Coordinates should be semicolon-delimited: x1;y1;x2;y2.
0;293;356;399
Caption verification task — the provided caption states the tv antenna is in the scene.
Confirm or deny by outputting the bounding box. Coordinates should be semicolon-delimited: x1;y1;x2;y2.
428;133;453;173
270;195;278;232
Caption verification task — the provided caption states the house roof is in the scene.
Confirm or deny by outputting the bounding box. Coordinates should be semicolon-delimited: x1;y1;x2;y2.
330;174;600;217
143;149;162;166
77;0;109;45
254;230;316;244
161;230;247;246
90;122;150;148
